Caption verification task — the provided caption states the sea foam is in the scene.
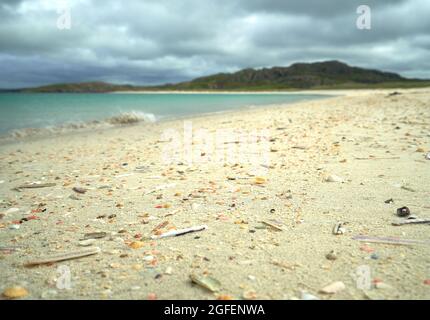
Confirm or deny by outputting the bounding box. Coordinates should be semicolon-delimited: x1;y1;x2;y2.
0;111;157;143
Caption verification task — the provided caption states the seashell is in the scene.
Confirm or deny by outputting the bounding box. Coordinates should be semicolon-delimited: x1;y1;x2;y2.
143;255;154;261
128;241;144;249
3;286;29;299
375;282;394;290
254;177;266;185
78;239;96;247
332;222;346;235
72;187;87;194
319;281;346;294
190;274;221;292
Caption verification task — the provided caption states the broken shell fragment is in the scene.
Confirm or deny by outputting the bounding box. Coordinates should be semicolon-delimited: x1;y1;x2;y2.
128;241;145;249
24;247;101;266
151;225;208;240
190;274;221;292
332;222;346;235
254;177;266;185
78;239;96;247
319;281;346;294
396;206;410;217
242;290;257;300
2;286;29;299
82;232;107;240
73;187;87;194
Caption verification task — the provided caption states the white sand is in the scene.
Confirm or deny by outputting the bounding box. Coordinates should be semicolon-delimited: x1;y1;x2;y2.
0;88;429;300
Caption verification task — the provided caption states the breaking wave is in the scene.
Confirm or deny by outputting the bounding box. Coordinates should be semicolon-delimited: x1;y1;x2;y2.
0;111;157;143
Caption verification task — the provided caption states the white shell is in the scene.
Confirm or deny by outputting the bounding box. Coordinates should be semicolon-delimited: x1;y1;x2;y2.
78;239;96;246
5;208;20;214
319;281;346;294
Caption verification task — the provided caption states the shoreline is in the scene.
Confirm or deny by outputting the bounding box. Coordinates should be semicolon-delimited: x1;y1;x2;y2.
2;86;429;146
0;92;335;146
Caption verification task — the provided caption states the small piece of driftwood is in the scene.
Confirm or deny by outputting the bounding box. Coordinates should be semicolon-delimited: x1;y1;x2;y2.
24;247;101;267
151;225;208;240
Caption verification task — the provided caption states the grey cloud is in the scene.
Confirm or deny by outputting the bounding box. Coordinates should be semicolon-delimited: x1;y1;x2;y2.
0;0;428;88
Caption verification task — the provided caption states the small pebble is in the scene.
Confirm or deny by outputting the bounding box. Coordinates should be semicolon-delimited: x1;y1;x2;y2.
326;251;338;261
396;206;410;217
9;224;20;230
371;253;379;260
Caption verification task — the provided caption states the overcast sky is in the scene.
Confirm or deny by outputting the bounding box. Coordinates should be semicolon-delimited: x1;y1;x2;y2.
0;0;429;88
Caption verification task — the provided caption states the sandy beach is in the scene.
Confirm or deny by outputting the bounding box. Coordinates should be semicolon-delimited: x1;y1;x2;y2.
0;88;429;300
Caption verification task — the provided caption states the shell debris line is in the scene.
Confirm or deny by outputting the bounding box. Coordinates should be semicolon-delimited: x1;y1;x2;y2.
0;88;429;300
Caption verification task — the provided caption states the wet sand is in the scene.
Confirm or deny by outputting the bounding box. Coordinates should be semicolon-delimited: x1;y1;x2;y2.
1;88;429;300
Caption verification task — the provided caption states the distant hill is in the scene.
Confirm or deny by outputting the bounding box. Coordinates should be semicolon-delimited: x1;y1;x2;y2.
21;81;135;93
163;60;428;90
11;61;430;92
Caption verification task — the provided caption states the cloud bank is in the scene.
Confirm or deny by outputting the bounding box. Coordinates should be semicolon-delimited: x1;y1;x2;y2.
0;0;429;88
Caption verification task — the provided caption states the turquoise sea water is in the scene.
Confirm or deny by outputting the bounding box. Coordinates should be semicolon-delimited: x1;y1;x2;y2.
0;93;327;135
